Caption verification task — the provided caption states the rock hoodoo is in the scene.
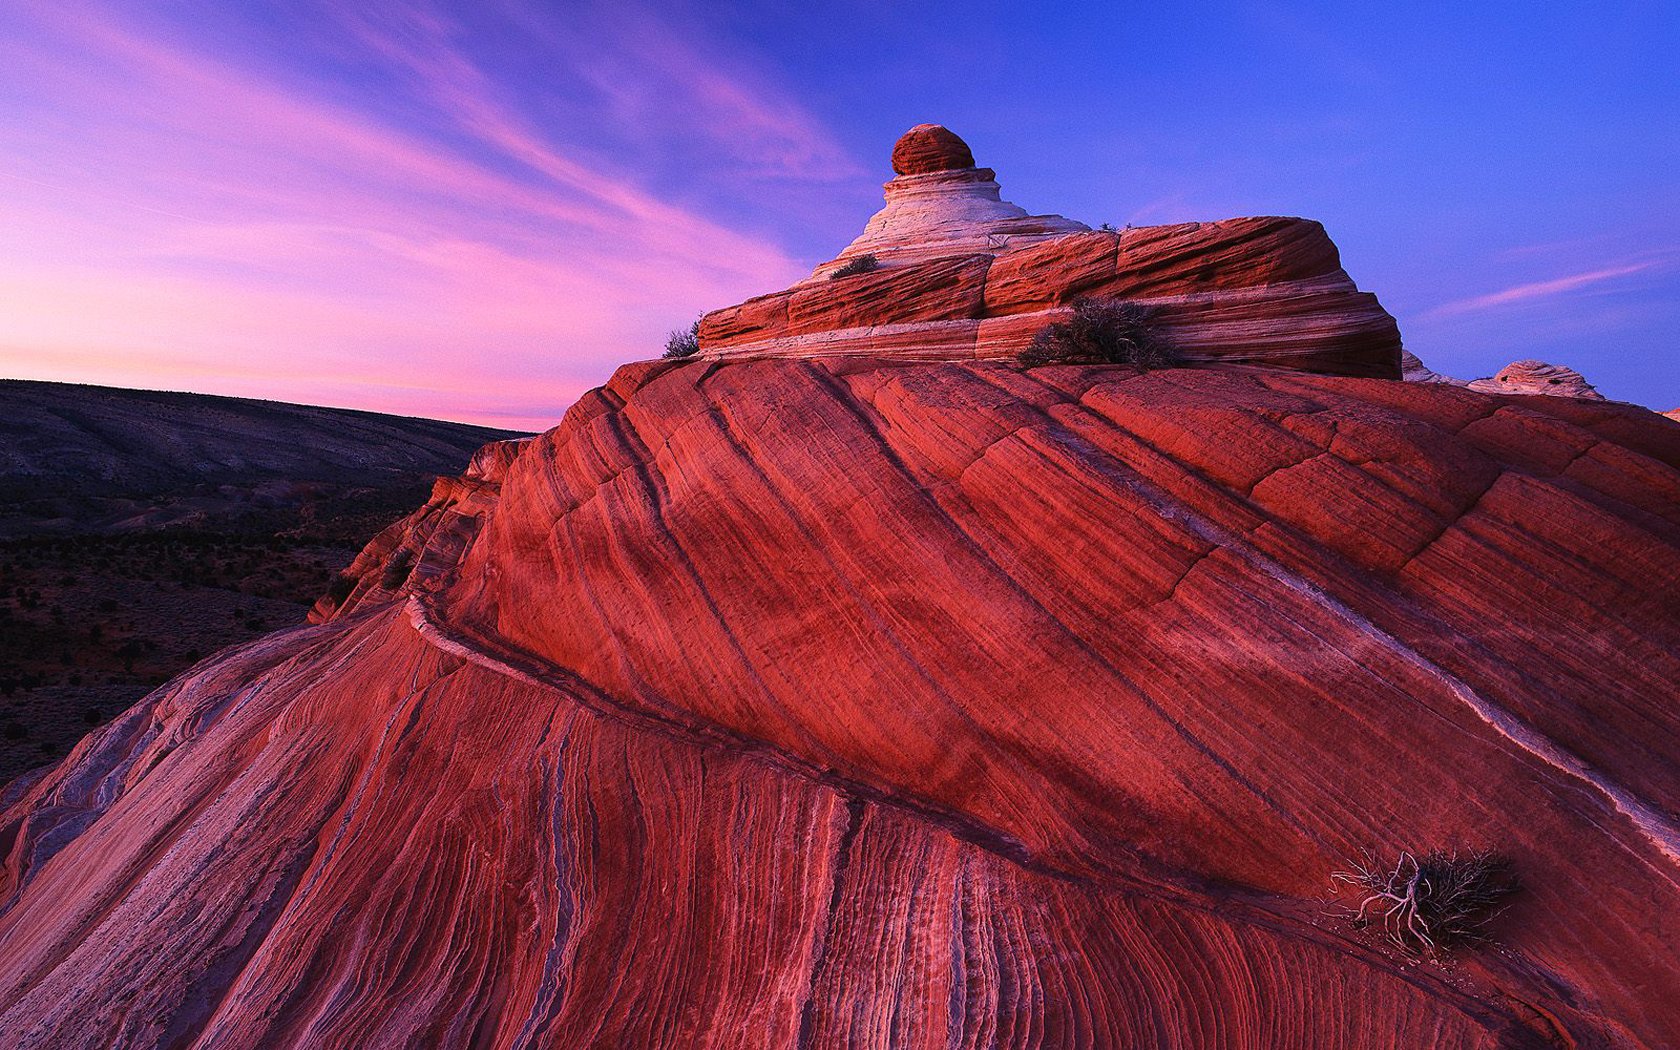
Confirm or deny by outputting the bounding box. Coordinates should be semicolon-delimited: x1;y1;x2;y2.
4;127;1680;1048
889;122;976;174
818;124;1088;273
1468;358;1606;400
700;125;1404;378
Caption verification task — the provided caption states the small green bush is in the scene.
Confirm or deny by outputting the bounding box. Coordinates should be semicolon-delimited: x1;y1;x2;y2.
829;254;880;279
1020;297;1177;369
662;319;701;360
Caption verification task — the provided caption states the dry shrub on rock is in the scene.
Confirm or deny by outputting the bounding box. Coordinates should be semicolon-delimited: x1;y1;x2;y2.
1333;849;1519;953
663;320;701;360
1020;297;1177;368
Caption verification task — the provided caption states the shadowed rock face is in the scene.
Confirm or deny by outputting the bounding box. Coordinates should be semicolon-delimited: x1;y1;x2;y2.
4;358;1680;1048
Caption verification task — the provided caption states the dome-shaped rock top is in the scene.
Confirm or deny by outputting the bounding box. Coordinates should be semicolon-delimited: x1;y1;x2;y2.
891;123;976;175
1468;358;1605;400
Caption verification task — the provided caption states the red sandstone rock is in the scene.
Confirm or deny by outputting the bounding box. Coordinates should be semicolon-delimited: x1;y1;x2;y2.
4;358;1679;1047
307;436;529;622
699;130;1402;379
981;230;1120;313
813;127;1088;274
890;123;976;175
1;125;1670;1047
787;254;991;334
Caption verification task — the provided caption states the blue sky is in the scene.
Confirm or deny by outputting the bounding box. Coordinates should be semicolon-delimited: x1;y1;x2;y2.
1;0;1674;427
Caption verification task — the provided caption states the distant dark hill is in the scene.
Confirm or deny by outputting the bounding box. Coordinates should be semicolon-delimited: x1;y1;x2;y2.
0;378;529;784
0;379;524;535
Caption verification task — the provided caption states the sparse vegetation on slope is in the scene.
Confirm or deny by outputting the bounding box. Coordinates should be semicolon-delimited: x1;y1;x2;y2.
663;320;701;360
1020;297;1177;369
829;253;880;279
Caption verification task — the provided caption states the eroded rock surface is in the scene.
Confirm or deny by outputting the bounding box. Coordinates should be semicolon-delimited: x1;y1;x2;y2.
1468;359;1606;400
699;126;1403;379
890;122;976;175
3;126;1676;1049
1402;349;1468;385
4;358;1680;1048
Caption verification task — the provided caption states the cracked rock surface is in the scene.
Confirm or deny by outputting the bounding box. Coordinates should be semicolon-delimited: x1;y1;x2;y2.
4;358;1679;1048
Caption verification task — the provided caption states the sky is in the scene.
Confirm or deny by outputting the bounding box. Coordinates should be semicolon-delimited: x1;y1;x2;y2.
0;1;1675;430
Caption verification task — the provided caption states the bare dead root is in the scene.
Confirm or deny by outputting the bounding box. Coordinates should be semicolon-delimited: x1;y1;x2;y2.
1331;849;1518;954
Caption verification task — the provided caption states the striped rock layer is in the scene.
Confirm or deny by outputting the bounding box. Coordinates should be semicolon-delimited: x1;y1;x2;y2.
3;358;1680;1048
699;126;1401;378
1468;359;1607;400
700;218;1403;378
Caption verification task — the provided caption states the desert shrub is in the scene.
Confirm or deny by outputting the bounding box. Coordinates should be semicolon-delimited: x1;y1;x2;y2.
1019;297;1177;369
1333;849;1518;953
326;573;357;606
662;319;702;360
379;548;416;591
829;253;880;279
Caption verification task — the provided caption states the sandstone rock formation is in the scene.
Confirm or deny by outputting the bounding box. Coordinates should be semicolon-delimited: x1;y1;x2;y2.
3;128;1679;1049
1468;359;1606;400
818;124;1088;274
890;122;975;175
307;437;530;623
700;125;1404;378
1401;349;1468;385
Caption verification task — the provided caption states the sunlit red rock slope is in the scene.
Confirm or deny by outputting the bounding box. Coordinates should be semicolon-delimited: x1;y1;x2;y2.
3;128;1680;1048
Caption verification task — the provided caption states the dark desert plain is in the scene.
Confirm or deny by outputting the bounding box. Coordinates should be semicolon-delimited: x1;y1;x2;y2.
2;3;1678;1049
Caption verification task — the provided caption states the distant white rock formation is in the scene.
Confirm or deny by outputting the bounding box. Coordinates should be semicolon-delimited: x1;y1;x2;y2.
1400;350;1468;386
1467;359;1605;400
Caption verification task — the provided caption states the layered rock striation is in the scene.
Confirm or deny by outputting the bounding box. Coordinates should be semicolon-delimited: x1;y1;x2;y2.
1468;359;1606;400
1401;349;1469;386
4;359;1680;1047
3;128;1679;1049
699;125;1403;378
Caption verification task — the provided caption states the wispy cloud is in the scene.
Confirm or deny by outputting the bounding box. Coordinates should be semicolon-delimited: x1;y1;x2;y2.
0;0;856;429
1424;261;1661;319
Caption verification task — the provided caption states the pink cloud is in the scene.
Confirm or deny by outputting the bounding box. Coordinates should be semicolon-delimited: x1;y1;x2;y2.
0;0;849;429
1424;262;1660;318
